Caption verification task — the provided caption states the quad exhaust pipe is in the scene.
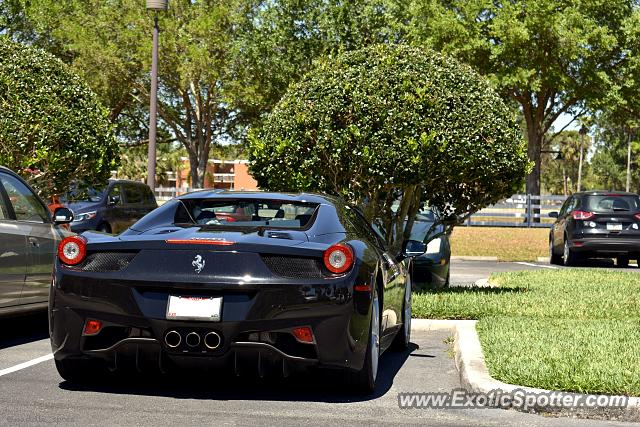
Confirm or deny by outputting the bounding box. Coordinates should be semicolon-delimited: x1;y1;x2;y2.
185;332;201;348
204;331;221;349
164;330;181;348
164;330;221;350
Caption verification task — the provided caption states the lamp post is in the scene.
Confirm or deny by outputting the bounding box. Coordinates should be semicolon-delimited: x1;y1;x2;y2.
577;125;588;193
146;0;168;190
626;130;632;193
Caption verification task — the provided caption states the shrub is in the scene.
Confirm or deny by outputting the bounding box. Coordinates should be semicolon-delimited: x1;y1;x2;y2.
250;44;530;247
0;37;119;198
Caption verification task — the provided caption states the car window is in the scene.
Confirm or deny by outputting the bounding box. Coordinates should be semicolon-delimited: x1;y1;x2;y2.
174;198;318;229
346;206;386;250
108;184;122;205
559;197;572;216
61;185;105;203
0;173;49;222
124;184;143;205
0;186;9;220
585;195;640;212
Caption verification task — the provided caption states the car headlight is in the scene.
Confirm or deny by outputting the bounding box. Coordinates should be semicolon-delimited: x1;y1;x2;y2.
73;211;97;222
425;238;442;255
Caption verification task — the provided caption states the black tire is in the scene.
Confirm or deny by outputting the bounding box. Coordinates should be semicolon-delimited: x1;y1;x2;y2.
549;238;563;265
347;288;380;394
392;278;411;351
55;358;104;384
443;269;450;288
562;238;579;266
97;223;112;234
617;256;630;268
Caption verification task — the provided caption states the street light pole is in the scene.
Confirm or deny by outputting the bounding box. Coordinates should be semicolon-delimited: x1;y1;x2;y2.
577;125;587;193
626;131;632;193
146;15;159;190
146;0;168;190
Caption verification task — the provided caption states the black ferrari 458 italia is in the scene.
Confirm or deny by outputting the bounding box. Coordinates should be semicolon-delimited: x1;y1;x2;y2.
50;191;426;392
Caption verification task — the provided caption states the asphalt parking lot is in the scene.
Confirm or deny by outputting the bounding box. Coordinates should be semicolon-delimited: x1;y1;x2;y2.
0;261;636;426
450;258;640;286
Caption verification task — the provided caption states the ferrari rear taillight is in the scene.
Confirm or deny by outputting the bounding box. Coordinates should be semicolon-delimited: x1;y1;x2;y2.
82;319;103;336
634;213;640;221
572;210;595;220
292;326;314;343
58;236;87;265
323;243;354;274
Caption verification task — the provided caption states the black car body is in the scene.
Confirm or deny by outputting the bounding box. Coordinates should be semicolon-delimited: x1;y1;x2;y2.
63;180;157;234
50;191;424;391
409;211;451;289
0;166;73;316
549;191;640;266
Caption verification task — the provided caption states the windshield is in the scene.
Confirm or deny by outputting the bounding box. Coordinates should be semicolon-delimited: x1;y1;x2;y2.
175;199;319;229
61;186;106;203
584;195;640;212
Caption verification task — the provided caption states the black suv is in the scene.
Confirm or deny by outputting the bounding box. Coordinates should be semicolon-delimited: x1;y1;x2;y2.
549;191;640;266
63;180;157;235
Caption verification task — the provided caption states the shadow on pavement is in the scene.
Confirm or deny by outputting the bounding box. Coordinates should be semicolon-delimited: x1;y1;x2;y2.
0;310;49;350
59;342;421;403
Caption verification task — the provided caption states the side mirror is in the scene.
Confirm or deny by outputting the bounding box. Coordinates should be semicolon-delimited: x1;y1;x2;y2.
108;195;120;206
400;239;426;259
548;211;559;218
53;207;74;225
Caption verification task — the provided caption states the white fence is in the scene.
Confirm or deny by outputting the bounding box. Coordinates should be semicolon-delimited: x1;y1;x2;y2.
154;187;191;202
465;194;567;228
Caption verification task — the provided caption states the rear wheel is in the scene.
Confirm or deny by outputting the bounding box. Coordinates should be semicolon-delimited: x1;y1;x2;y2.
563;239;579;266
549;238;563;265
347;288;380;393
392;278;411;351
617;256;630;268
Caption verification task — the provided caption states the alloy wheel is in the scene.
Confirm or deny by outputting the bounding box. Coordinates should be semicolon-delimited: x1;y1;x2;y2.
371;291;380;381
404;279;412;345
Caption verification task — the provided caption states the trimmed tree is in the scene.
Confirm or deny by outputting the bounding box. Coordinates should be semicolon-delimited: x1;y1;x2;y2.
0;37;119;198
250;44;530;248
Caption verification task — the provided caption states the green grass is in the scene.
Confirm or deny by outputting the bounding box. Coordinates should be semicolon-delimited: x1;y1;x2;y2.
413;269;640;395
450;227;549;261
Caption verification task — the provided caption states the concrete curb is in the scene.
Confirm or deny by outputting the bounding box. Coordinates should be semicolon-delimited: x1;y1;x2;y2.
450;256;498;261
536;256;551;263
411;319;640;421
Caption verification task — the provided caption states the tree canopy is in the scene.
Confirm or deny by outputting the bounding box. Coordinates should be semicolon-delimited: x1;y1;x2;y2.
0;37;119;198
5;0;640;196
22;0;242;188
400;0;638;198
250;44;530;246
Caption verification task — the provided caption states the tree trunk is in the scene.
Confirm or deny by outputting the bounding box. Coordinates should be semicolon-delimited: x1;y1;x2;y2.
524;122;542;223
197;155;207;188
526;124;542;197
188;151;200;189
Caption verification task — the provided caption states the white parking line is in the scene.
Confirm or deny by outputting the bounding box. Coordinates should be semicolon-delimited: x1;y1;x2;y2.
515;261;558;270
0;353;53;377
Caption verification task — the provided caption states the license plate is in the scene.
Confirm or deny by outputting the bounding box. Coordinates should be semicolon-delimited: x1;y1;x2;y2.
607;223;623;231
166;296;222;321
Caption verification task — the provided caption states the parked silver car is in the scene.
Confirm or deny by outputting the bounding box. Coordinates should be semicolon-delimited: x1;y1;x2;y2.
0;166;73;315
